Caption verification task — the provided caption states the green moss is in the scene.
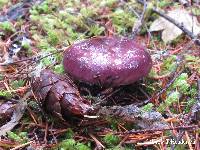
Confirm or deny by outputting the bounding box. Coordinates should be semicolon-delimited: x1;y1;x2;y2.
0;90;12;98
59;139;91;150
99;0;118;7
188;85;198;97
21;39;31;50
172;73;190;93
80;7;96;18
142;103;154;112
7;131;28;144
160;55;177;75
192;7;200;15
103;133;120;147
157;71;198;113
157;91;180;112
65;128;74;139
0;0;9;9
157;0;173;8
88;25;105;36
185;98;196;113
11;79;25;90
29;14;40;22
0;74;3;80
54;64;65;74
37;2;50;14
106;117;120;130
37;39;50;50
47;30;59;46
111;8;136;34
185;55;200;74
1;0;199;149
0;21;16;33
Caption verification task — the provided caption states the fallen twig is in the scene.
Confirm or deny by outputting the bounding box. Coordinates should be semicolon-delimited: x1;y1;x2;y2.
131;0;147;38
137;0;200;46
114;125;198;135
10;141;33;150
0;49;64;66
89;133;105;149
150;69;183;103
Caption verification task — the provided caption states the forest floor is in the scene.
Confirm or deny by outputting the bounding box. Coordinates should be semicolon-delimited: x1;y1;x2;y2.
0;0;200;150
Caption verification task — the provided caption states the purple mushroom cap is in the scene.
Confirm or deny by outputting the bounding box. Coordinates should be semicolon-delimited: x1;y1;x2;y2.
63;36;152;86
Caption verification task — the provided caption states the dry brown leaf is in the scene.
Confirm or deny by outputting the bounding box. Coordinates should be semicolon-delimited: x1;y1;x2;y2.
150;8;200;43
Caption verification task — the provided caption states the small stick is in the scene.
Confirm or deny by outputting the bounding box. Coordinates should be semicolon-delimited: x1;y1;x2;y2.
114;125;198;135
0;48;65;66
89;133;105;149
118;135;129;147
10;141;33;150
131;0;147;38
137;0;200;46
149;68;183;104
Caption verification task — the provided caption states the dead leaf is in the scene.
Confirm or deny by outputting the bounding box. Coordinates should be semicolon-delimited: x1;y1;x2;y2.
149;8;200;43
0;100;15;126
0;93;28;136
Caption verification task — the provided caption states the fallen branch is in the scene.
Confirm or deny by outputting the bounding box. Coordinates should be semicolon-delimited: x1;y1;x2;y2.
150;69;183;103
131;0;147;38
114;125;198;135
137;0;200;46
0;49;64;66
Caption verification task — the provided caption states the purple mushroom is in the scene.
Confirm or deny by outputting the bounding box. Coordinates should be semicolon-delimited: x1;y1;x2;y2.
63;36;152;87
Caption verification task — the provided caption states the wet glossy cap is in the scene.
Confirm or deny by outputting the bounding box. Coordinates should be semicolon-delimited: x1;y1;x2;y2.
63;36;152;86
